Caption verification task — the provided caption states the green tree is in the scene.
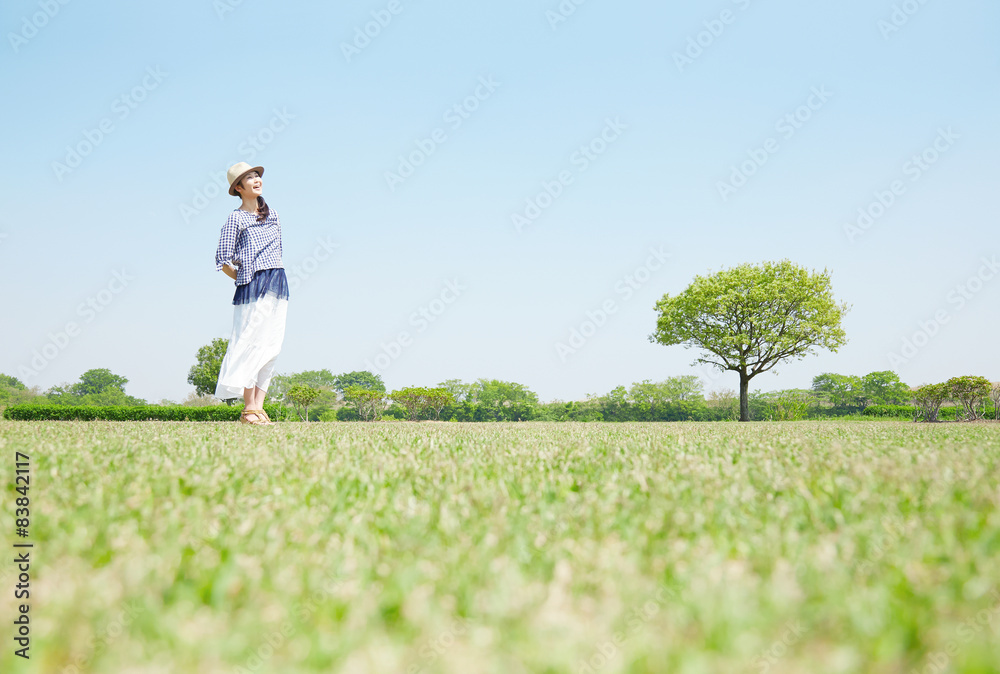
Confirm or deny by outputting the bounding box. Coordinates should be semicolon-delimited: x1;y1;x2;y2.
271;369;336;399
628;380;667;407
45;370;145;407
750;389;815;421
390;387;455;421
288;385;322;422
861;371;910;406
469;379;538;407
946;375;991;421
333;371;385;395
72;368;129;396
391;387;427;421
270;370;338;419
707;388;739;421
0;374;26;390
913;383;949;422
187;338;229;401
811;373;864;411
343;385;387;422
661;375;705;401
0;374;35;409
651;260;849;422
627;377;705;406
468;379;539;421
424;388;454;420
599;386;631;420
437;379;474;403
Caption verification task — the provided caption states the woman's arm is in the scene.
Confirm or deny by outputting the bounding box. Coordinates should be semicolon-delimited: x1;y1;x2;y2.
215;213;241;277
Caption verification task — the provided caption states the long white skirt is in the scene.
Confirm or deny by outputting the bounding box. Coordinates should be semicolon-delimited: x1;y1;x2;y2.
215;293;288;399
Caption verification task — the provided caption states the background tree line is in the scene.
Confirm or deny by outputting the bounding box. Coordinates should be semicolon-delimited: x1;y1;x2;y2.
1;350;996;424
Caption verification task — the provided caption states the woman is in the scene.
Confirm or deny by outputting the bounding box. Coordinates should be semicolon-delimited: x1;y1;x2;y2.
214;161;289;425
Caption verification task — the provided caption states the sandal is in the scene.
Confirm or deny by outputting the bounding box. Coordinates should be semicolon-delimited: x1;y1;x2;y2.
251;409;275;425
239;409;269;425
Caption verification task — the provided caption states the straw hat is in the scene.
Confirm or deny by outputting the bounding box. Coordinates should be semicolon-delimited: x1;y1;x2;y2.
227;162;265;196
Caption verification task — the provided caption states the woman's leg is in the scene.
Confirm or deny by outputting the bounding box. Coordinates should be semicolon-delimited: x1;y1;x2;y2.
241;387;265;423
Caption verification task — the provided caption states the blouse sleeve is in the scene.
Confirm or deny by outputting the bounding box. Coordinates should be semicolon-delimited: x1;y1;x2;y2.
215;212;240;271
276;212;283;261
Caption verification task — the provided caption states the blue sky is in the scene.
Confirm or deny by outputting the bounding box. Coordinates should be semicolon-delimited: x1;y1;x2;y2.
2;0;998;403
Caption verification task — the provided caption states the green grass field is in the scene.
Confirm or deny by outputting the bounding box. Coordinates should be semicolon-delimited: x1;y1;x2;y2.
1;420;999;673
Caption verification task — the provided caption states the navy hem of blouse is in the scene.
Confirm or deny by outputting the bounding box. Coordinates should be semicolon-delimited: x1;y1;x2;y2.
233;268;289;306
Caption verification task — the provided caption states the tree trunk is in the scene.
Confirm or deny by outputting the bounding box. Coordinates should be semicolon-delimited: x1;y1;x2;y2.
739;372;750;422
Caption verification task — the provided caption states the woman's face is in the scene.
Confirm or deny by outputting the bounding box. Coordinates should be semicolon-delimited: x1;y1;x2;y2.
236;171;262;198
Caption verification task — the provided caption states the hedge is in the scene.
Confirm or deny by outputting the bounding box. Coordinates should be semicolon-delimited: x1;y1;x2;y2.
1;404;292;422
862;404;997;421
862;405;916;419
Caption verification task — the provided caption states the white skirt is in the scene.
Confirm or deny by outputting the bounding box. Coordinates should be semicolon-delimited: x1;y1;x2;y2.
214;293;288;399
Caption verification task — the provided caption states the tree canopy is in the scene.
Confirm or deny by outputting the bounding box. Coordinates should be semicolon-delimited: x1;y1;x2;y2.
187;338;229;400
0;374;26;390
288;384;322;422
72;368;128;396
651;260;849;421
43;368;144;406
333;371;386;394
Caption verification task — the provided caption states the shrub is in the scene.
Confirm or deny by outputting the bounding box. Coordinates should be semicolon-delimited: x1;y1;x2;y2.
343;386;387;421
913;384;949;422
749;390;815;421
946;375;992;421
2;403;291;422
288;385;322;422
335;407;360;422
384;404;408;420
862;405;916;419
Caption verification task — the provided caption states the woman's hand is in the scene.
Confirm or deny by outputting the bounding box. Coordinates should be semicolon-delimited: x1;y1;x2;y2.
223;263;238;280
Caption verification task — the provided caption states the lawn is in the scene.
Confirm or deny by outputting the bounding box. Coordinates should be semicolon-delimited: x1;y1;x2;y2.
1;420;998;673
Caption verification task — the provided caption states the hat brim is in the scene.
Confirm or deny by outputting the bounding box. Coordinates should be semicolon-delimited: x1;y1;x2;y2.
228;166;265;196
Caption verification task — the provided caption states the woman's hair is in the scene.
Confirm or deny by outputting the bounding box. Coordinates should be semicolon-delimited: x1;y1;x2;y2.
236;173;270;222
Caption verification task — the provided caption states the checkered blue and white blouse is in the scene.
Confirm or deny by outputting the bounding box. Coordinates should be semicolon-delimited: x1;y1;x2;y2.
215;208;284;286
